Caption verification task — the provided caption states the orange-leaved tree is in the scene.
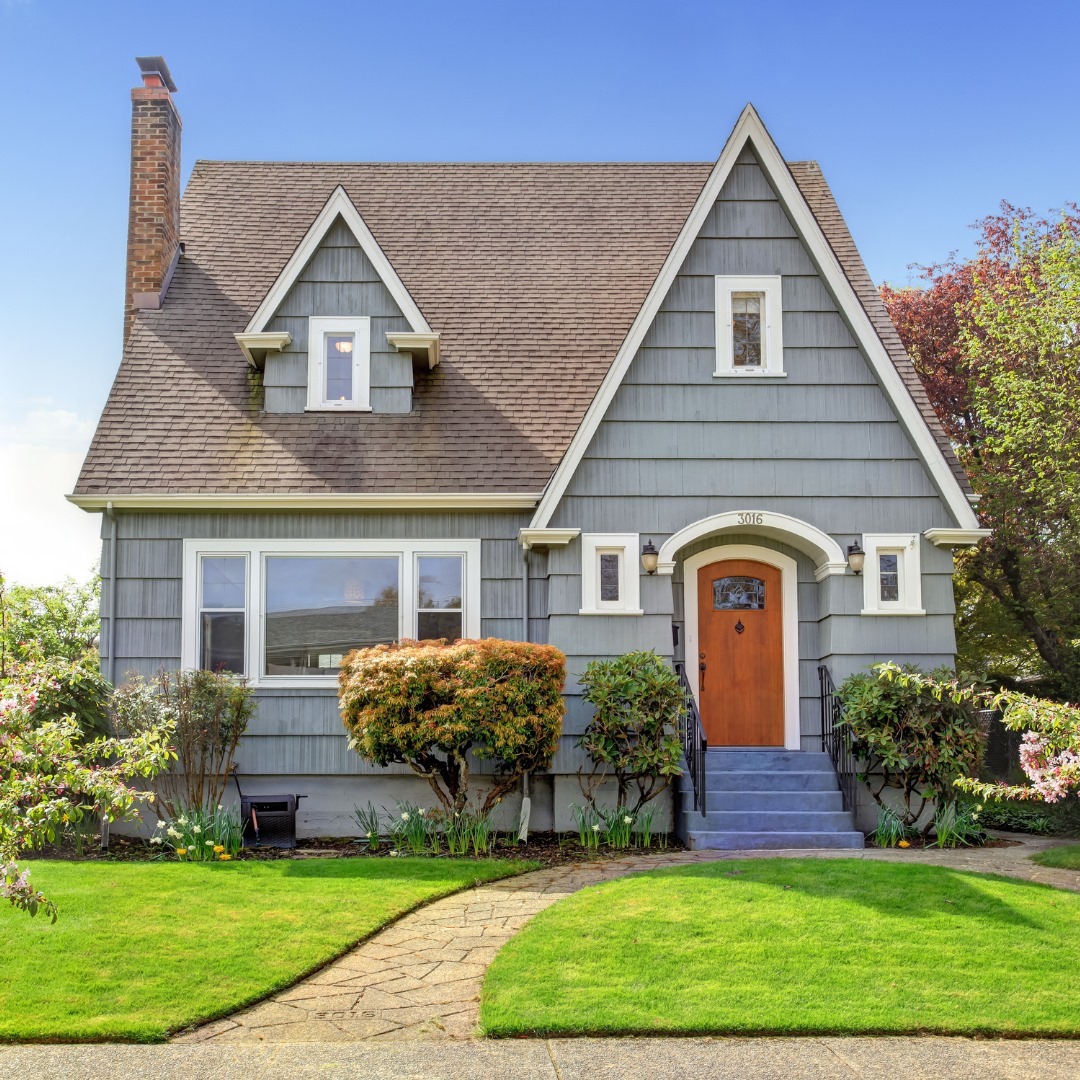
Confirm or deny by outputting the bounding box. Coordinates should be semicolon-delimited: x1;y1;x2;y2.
339;638;565;813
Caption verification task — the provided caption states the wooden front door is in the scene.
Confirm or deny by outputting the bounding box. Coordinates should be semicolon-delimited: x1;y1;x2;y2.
697;558;784;746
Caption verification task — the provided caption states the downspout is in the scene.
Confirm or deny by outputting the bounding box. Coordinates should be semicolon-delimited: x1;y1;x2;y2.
104;501;119;687
519;545;531;842
102;501;118;851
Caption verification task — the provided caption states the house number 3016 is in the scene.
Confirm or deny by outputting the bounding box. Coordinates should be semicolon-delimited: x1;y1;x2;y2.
737;512;764;525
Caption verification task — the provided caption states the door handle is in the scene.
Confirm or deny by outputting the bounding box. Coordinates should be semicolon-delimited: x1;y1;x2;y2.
699;660;706;690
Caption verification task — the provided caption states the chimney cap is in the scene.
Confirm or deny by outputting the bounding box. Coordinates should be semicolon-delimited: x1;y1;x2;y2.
135;56;177;93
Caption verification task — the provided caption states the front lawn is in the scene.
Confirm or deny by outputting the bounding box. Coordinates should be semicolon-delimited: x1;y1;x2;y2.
2;857;530;1042
1030;844;1080;870
481;859;1080;1037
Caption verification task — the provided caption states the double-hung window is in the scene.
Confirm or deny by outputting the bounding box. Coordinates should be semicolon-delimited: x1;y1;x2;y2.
861;533;924;615
183;540;480;686
306;316;371;411
715;276;784;377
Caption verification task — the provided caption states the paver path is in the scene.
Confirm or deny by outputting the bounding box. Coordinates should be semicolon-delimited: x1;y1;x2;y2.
175;834;1078;1045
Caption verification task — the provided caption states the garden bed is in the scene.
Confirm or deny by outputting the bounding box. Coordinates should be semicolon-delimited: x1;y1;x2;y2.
39;830;686;867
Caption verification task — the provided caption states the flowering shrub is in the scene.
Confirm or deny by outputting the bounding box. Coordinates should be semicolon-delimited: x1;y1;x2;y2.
838;663;986;833
867;663;1080;806
152;804;243;861
577;651;684;813
112;670;255;820
339;638;565;813
0;668;174;919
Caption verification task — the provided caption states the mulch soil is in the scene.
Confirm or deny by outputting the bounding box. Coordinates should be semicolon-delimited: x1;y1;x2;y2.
36;831;686;868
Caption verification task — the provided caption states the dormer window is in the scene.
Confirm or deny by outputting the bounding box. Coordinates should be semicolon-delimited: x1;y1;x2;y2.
307;316;370;411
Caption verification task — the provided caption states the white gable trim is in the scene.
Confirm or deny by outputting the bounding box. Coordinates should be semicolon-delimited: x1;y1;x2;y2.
529;105;980;532
244;186;431;335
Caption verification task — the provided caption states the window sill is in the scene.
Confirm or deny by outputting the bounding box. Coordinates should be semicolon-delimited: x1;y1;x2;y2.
304;406;373;413
859;608;927;617
578;608;645;617
250;677;343;690
713;371;788;379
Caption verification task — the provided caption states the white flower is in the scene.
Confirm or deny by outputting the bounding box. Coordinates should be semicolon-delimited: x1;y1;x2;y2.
205;840;214;846
155;821;166;830
192;826;202;834
389;849;399;857
419;808;426;817
592;823;601;832
217;804;223;811
401;812;410;822
167;827;181;840
178;816;188;826
149;836;163;845
623;816;633;825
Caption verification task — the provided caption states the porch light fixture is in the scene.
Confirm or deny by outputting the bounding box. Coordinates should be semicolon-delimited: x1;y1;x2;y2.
846;539;866;576
641;539;659;575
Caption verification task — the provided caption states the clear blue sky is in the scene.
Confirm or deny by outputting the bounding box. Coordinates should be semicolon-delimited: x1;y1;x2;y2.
1;0;1077;583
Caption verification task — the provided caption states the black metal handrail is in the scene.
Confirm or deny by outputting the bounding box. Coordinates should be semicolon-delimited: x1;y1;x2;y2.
674;662;707;816
818;664;857;814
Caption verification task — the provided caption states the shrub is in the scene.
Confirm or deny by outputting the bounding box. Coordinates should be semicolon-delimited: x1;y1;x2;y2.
577;650;683;813
112;670;255;820
837;663;986;835
1;667;174;919
929;801;986;848
339;638;565;814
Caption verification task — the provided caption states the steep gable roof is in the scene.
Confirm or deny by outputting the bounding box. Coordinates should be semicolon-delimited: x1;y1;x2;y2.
72;125;974;522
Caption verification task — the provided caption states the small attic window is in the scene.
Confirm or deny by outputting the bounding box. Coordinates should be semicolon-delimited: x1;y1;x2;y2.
715;276;785;378
306;316;371;411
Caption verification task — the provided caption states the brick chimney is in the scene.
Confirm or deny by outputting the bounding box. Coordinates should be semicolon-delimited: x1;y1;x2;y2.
125;56;182;341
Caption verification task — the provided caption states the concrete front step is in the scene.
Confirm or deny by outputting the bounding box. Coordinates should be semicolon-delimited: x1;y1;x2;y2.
699;769;839;792
706;750;832;770
680;789;844;812
685;830;866;850
682;810;855;832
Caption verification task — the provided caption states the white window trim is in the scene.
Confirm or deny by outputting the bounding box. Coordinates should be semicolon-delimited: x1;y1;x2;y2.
306;316;372;412
579;533;643;615
182;539;481;688
861;533;925;616
714;275;785;378
196;553;250;676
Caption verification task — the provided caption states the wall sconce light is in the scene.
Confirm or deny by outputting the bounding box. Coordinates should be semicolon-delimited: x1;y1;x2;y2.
846;539;865;576
641;539;659;575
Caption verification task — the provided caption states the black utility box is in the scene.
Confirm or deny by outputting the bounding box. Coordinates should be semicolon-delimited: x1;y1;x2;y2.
240;794;304;849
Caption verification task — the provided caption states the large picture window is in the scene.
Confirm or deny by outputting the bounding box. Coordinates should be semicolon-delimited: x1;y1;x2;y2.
264;556;400;676
183;540;481;686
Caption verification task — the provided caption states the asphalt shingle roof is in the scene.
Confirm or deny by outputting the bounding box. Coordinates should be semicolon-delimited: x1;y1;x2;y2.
74;159;970;498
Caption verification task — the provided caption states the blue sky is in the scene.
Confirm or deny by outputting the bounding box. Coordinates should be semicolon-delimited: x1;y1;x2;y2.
1;0;1077;583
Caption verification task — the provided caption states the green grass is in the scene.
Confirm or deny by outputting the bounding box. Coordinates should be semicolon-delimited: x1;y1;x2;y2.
2;857;531;1042
480;859;1080;1037
1030;844;1080;870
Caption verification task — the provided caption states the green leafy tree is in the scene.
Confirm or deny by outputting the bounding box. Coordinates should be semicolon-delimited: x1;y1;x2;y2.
0;573;108;736
339;638;565;813
881;205;1080;698
577;651;684;813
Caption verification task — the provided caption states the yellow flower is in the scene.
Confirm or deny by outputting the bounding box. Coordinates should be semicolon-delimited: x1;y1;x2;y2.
213;845;225;853
176;848;188;856
219;853;232;861
897;840;911;849
62;814;70;823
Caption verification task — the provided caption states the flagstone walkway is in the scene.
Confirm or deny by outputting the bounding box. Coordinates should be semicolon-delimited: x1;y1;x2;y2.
174;834;1078;1045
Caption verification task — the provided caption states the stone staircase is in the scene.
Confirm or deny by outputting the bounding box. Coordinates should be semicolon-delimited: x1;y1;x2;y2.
678;749;865;850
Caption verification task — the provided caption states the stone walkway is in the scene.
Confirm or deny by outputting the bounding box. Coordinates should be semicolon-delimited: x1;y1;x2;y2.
174;834;1079;1045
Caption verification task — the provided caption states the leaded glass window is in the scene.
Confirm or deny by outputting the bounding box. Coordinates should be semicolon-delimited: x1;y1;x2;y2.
731;292;763;367
599;553;621;603
713;575;765;610
879;553;900;603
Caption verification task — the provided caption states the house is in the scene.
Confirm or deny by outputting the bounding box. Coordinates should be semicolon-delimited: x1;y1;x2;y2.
72;58;987;848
